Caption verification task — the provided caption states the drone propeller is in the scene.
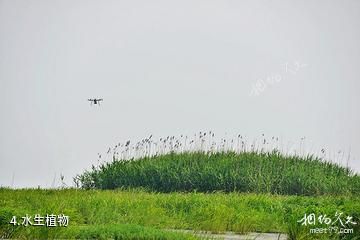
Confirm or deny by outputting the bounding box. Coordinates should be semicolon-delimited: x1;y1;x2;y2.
88;98;103;106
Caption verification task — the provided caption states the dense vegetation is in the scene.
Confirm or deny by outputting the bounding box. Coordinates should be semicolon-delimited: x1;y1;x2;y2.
75;151;360;196
1;189;359;239
3;134;359;239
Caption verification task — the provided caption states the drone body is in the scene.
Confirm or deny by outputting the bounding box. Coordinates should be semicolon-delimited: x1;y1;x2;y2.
88;98;103;106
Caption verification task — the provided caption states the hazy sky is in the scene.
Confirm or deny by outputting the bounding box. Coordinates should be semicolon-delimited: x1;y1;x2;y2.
1;0;359;188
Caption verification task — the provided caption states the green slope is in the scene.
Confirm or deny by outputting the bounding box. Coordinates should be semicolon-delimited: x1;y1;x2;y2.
76;151;360;195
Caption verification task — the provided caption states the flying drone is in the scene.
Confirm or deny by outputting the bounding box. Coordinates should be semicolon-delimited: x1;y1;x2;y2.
88;98;103;106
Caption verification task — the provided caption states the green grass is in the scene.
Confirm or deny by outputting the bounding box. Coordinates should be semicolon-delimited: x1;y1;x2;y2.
0;223;197;240
1;189;359;239
2;151;359;239
76;151;360;196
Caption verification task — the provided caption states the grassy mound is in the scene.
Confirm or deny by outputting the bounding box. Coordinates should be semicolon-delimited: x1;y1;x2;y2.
76;151;360;195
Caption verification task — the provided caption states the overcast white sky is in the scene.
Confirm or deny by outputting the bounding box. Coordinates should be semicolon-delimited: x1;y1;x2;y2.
1;0;359;188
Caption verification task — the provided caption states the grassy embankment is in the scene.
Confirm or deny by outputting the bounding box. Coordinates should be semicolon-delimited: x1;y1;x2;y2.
1;151;360;239
76;151;360;196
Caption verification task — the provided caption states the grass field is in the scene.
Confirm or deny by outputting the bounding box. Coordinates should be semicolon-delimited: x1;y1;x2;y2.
0;188;359;239
1;147;360;239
